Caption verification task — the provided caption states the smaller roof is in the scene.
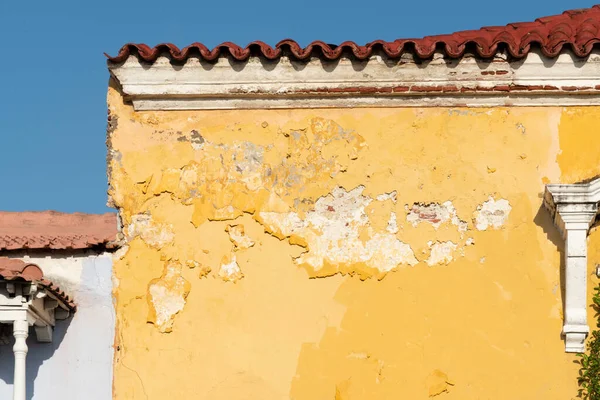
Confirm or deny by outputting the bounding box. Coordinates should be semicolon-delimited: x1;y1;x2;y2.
0;211;118;251
0;257;76;311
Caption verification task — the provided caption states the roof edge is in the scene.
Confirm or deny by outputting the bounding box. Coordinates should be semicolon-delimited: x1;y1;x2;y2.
0;211;120;251
109;47;600;110
106;6;600;64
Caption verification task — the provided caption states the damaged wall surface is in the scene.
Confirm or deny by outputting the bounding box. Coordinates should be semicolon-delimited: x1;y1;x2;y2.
107;79;600;399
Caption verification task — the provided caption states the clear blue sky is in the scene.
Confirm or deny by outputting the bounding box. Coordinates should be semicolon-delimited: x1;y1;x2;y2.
0;0;595;214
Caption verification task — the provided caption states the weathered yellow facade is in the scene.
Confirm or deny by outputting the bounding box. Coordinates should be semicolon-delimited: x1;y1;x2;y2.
107;79;600;399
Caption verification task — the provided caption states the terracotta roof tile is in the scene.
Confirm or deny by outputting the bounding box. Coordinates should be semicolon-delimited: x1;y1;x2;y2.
0;257;76;311
0;211;118;251
107;6;600;63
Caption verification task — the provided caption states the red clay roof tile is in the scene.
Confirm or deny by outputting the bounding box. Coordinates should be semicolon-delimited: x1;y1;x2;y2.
107;6;600;63
0;257;76;311
0;211;118;251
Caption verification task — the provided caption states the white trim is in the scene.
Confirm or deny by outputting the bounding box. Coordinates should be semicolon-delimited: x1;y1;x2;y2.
131;94;600;110
545;178;600;353
108;50;600;110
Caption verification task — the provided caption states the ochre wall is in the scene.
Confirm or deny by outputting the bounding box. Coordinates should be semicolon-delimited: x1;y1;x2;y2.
107;82;600;399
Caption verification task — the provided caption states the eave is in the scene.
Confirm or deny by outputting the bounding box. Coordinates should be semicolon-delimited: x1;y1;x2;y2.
108;49;600;110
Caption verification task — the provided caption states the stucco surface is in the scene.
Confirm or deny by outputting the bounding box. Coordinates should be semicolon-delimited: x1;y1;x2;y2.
0;253;115;400
108;81;600;399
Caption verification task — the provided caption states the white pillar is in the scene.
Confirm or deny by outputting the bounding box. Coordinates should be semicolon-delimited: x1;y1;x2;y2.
12;319;28;400
557;204;597;352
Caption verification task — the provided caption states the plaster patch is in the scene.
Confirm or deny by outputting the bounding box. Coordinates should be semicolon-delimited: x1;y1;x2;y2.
147;261;191;333
219;255;244;282
474;197;512;230
226;224;256;250
406;201;468;232
182;117;366;226
185;260;211;278
426;241;458;266
126;214;174;248
258;186;418;278
386;212;399;234
376;191;398;203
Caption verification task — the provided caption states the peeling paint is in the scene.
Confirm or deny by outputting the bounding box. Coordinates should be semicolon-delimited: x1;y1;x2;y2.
376;191;397;203
126;214;174;248
226;224;255;250
258;186;417;278
426;241;458;266
218;254;244;282
185;260;211;278
147;261;191;333
107;85;598;399
386;212;399;234
406;201;468;232
474;197;512;230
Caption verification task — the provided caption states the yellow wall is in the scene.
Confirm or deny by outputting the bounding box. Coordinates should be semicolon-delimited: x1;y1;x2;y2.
107;81;600;399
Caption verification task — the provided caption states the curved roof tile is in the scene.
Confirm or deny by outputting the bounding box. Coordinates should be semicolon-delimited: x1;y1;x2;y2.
107;6;600;63
0;258;76;311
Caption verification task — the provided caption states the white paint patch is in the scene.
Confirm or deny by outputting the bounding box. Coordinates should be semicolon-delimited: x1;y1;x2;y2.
258;186;418;276
148;262;189;333
426;241;458;266
218;255;244;282
226;224;255;250
126;214;175;248
376;191;398;203
406;201;468;232
386;212;399;234
474;197;512;230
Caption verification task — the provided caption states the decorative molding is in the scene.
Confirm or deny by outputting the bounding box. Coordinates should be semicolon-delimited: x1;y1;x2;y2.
544;178;600;353
108;50;600;110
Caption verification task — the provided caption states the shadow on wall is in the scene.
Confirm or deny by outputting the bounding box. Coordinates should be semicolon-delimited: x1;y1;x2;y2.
533;204;566;341
0;317;72;400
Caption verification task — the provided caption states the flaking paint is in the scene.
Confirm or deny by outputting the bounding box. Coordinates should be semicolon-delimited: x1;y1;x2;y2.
107;80;600;399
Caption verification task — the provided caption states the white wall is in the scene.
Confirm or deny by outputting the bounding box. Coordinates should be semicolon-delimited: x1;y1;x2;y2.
0;252;115;400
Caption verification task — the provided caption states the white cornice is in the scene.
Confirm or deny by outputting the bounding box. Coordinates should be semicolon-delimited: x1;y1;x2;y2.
108;50;600;110
546;178;600;204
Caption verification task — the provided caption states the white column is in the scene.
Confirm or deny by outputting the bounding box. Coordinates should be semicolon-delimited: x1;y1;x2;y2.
557;204;597;353
12;319;28;400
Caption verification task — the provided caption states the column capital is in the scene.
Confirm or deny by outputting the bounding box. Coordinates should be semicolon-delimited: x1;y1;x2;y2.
555;203;598;235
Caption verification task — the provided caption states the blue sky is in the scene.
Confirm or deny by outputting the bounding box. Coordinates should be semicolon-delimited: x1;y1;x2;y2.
0;0;595;214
